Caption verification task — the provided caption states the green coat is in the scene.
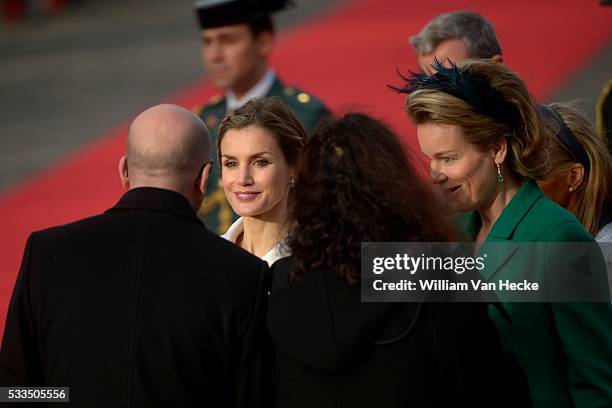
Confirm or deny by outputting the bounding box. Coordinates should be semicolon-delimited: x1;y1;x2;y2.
194;77;331;233
459;180;612;408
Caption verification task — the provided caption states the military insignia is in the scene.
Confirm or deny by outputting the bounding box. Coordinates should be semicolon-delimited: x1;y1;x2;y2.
199;188;234;233
284;86;295;96
297;92;311;104
205;115;218;129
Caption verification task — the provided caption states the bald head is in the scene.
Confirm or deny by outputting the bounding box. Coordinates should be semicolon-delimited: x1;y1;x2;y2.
120;104;212;209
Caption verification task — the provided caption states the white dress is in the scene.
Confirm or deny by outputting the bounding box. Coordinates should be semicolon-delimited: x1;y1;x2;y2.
221;217;291;267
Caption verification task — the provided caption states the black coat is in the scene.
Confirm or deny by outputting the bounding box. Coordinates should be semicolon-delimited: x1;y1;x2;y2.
267;257;532;408
0;187;271;407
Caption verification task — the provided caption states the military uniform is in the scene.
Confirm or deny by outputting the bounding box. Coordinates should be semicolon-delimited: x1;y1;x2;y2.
194;76;330;233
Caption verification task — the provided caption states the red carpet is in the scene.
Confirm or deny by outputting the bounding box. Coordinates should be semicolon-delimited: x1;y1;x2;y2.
1;0;611;335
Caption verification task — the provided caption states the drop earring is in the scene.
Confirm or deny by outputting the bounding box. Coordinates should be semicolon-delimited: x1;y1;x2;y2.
496;163;504;184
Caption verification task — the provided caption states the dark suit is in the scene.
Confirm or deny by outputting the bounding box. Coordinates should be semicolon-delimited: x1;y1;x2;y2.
0;187;271;407
268;257;532;408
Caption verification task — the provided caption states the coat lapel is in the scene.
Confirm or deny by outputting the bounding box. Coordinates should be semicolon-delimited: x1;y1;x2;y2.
461;180;543;281
266;76;285;97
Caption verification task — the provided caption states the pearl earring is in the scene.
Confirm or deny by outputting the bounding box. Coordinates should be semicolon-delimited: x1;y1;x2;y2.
496;163;504;184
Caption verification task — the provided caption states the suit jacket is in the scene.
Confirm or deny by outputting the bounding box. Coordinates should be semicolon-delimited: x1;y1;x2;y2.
459;180;612;408
195;76;331;234
267;257;532;408
0;187;271;407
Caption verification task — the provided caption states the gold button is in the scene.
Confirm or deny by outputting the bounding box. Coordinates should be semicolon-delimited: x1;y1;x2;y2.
297;93;311;103
209;94;222;103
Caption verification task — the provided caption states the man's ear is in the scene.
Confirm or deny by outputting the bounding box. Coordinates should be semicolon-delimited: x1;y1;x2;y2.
118;155;130;190
197;162;212;196
567;163;585;192
490;54;504;64
256;31;274;59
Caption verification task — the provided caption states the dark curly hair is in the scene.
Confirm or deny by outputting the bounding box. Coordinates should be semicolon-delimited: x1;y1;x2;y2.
288;113;457;284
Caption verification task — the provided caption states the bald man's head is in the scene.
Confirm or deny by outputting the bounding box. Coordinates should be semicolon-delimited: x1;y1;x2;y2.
119;104;212;209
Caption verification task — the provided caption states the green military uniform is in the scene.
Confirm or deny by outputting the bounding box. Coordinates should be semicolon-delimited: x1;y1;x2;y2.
459;180;612;408
194;76;330;233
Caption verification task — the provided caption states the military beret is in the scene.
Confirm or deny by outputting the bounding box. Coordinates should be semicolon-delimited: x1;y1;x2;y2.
194;0;293;30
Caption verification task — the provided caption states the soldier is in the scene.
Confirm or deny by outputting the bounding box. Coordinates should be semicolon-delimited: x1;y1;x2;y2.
193;0;331;233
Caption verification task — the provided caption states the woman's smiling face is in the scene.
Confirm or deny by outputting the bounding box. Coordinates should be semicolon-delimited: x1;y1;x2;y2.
220;125;293;221
417;122;499;212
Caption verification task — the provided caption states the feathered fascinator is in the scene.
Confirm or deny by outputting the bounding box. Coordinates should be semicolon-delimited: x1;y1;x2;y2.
390;59;518;127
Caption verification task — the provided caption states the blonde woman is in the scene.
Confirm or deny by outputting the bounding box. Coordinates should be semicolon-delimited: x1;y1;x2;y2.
538;103;612;241
217;97;307;266
395;59;612;408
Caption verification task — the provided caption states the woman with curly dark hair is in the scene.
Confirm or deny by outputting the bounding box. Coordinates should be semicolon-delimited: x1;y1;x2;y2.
267;113;532;407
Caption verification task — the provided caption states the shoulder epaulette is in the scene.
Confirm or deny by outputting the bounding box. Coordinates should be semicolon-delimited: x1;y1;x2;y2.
208;94;223;104
196;94;225;115
283;86;310;104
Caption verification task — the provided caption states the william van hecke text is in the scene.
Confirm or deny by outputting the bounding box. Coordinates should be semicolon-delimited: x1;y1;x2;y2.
372;279;539;291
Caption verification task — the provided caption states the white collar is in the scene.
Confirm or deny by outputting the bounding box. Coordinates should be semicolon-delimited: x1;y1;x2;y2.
226;69;276;112
221;217;290;266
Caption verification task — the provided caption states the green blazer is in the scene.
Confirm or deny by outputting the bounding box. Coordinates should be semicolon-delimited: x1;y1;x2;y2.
194;76;331;233
459;180;612;408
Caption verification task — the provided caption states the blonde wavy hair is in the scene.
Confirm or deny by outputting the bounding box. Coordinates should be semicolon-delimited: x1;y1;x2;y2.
406;59;550;181
544;103;612;236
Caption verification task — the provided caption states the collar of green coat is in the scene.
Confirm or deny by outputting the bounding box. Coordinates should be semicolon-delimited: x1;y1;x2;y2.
267;76;285;96
219;76;285;110
459;179;543;241
202;76;285;111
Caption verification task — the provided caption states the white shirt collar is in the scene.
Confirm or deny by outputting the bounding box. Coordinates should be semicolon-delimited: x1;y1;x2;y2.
226;69;276;112
221;217;244;243
221;217;290;267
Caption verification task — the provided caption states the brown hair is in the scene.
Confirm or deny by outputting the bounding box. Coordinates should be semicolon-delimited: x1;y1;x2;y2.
406;59;550;181
545;103;612;235
217;97;307;168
